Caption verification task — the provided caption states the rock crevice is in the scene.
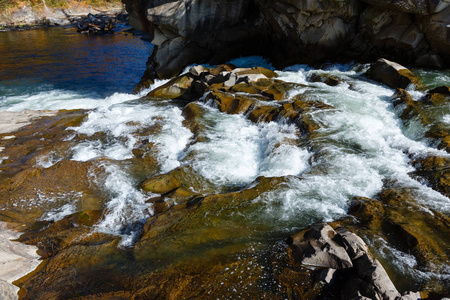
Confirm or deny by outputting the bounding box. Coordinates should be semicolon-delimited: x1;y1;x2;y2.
123;0;450;91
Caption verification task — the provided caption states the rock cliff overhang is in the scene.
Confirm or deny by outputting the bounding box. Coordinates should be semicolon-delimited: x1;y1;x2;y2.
122;0;450;89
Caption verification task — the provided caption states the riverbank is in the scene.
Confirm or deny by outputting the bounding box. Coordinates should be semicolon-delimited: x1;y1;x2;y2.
0;111;56;134
0;0;124;30
0;222;40;300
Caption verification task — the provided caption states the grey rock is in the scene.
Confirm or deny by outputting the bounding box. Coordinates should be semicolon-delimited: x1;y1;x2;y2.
283;224;423;300
123;0;450;90
189;65;209;77
289;223;353;269
368;58;418;89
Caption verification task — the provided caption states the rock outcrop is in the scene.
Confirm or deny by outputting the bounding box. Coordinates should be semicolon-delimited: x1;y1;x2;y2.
368;58;422;89
0;3;124;29
123;0;450;91
273;223;423;300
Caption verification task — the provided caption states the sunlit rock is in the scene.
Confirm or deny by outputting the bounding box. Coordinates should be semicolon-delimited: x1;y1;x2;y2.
368;58;421;89
273;223;423;300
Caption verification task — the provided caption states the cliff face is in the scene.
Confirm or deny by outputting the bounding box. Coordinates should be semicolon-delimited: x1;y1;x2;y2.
123;0;450;87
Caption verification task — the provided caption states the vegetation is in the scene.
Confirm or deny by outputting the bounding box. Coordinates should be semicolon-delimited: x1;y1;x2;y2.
0;0;121;11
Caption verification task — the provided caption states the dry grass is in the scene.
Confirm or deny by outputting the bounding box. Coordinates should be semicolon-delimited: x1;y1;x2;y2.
0;0;121;10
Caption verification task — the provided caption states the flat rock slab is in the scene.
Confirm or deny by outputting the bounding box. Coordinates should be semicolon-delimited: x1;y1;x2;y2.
0;222;40;300
0;110;55;134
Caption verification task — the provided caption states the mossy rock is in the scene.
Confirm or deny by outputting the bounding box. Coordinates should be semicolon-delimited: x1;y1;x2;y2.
135;176;289;262
348;188;450;276
145;74;195;100
227;78;294;101
233;66;278;79
309;73;341;86
209;64;236;75
248;105;280;122
411;156;450;197
141;173;181;194
207;90;255;115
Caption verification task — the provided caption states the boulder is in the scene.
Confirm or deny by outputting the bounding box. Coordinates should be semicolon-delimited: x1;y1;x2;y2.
141;173;181;194
368;58;421;89
274;223;423;300
288;224;353;269
145;74;195;100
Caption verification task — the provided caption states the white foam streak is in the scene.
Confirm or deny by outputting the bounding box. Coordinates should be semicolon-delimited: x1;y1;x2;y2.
94;163;153;246
1;90;138;111
71;102;192;170
39;203;77;222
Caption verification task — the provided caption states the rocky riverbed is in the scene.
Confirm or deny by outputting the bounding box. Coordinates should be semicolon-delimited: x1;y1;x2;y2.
0;58;449;298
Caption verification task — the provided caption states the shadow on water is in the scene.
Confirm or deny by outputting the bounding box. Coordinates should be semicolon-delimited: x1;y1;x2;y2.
0;26;153;98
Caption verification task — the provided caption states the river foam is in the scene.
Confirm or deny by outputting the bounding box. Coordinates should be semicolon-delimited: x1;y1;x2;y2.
183;105;310;187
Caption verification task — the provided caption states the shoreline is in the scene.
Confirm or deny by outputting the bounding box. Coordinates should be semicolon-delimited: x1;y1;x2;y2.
0;110;56;134
0;111;53;299
0;222;40;300
0;2;125;31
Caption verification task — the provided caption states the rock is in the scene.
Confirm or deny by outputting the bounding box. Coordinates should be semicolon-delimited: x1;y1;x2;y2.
411;156;450;197
415;53;446;68
347;188;450;285
288;224;353;269
232;67;278;79
390;88;450;152
428;86;450;95
141;173;181;194
274;223;424;300
309;73;341;86
361;0;429;14
124;0;449;91
420;6;450;64
368;58;421;89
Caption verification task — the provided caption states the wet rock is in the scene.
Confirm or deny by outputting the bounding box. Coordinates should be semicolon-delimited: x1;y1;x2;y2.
368;58;421;89
288;224;353;269
309;73;341;86
274;223;422;300
144;65;278;102
208;91;255;115
348;188;450;289
411;156;450;198
76;13;115;35
391;88;450;152
424;85;450;106
146;74;196;100
141;173;181;194
136;176;289;259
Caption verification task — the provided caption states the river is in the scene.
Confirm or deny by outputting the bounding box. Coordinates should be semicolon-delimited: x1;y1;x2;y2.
0;26;449;298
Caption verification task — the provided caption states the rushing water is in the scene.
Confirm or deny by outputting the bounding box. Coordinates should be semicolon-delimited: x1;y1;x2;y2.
1;26;450;295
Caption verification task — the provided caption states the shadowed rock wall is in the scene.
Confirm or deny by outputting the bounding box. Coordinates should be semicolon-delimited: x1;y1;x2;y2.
123;0;450;88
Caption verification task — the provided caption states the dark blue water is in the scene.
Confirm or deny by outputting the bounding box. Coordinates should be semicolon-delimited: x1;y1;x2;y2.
0;25;153;99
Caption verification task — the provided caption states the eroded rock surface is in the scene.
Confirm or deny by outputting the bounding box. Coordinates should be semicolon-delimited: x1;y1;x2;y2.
123;0;450;91
273;223;424;300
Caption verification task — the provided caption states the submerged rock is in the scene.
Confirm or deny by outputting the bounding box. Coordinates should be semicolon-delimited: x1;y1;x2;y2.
391;87;450;152
411;156;450;198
